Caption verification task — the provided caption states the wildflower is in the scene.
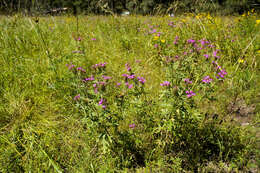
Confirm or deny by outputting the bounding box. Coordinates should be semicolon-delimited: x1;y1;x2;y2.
238;59;244;63
129;123;136;129
98;98;104;105
183;51;187;55
216;70;227;79
91;38;96;41
73;94;80;100
116;82;121;86
149;29;157;34
77;37;82;41
184;78;192;84
93;83;98;93
213;50;220;58
92;62;107;69
204;54;209;59
77;67;86;73
173;37;178;45
153;36;159;41
102;75;112;80
186;90;196;98
202;76;213;83
187;39;196;44
256;20;260;25
125;82;133;89
66;64;75;70
160;81;170;86
83;76;94;82
161;39;166;43
154;44;158;48
137;77;146;84
125;63;131;72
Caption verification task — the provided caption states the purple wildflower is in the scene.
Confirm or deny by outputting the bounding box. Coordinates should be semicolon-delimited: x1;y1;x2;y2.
204;54;209;59
83;76;95;82
116;82;121;86
216;70;227;79
102;75;112;80
173;36;179;45
187;39;196;44
184;78;192;84
186;90;196;98
92;62;107;69
128;74;135;79
213;50;220;58
160;81;170;86
77;67;86;73
202;76;213;83
77;37;81;41
66;64;75;70
73;94;80;100
99;98;104;105
137;77;146;84
154;44;158;48
129;123;136;129
91;38;96;41
149;29;157;34
125;63;131;72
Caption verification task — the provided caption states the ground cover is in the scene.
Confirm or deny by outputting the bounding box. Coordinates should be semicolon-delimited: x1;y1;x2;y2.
0;12;259;172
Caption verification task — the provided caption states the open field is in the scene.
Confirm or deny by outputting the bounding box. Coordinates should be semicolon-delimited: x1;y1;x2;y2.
0;13;260;172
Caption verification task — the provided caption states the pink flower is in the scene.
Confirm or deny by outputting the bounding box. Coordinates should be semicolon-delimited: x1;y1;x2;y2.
186;90;196;98
202;76;213;83
73;94;80;100
160;81;170;86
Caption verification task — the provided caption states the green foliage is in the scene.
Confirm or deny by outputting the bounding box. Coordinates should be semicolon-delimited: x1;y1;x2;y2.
0;13;259;172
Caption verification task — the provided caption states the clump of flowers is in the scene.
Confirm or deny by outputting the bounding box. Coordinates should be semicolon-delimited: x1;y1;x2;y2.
98;98;106;109
216;70;227;79
186;90;196;98
92;62;107;69
83;76;94;82
184;78;192;84
137;77;146;84
76;67;86;73
202;76;213;83
160;81;170;86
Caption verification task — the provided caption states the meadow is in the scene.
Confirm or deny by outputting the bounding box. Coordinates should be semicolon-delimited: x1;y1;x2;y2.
0;12;259;172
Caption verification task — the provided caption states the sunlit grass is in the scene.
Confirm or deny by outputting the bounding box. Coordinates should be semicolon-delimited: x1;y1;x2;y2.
0;13;259;172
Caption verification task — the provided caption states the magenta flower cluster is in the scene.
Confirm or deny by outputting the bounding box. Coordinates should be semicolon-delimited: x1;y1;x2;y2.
186;90;196;98
92;62;107;69
160;81;170;86
184;78;192;84
202;76;213;83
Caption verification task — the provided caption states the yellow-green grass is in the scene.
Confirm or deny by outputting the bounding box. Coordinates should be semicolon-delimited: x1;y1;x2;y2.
0;14;259;172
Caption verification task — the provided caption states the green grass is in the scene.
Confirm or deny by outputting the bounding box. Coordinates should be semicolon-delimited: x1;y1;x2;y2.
0;13;259;172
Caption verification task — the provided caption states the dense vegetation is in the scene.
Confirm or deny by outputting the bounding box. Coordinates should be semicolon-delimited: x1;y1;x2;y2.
0;10;259;172
1;0;260;15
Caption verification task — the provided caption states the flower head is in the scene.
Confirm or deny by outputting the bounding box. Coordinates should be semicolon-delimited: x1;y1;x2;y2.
73;94;80;100
129;123;136;129
137;77;146;84
160;81;170;86
185;90;196;98
202;76;213;83
184;78;192;84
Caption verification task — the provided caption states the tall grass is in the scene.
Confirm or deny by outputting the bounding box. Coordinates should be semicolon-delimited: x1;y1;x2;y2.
0;13;259;172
